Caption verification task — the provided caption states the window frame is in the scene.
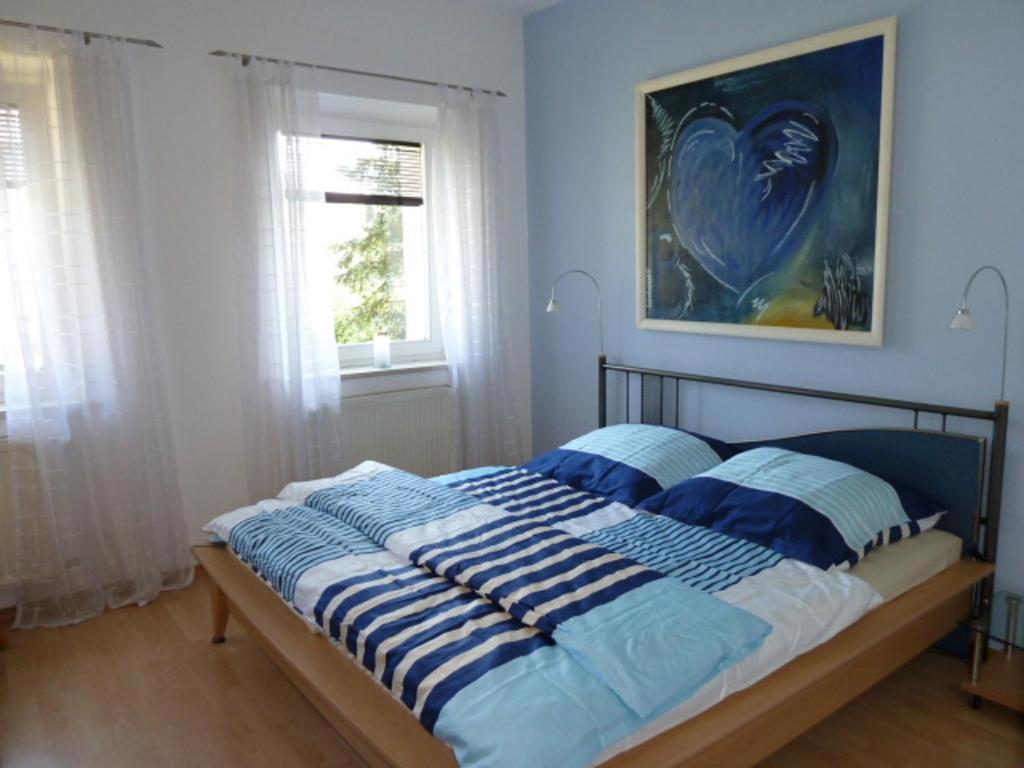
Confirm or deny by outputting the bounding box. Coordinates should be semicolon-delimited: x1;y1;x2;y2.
318;114;443;370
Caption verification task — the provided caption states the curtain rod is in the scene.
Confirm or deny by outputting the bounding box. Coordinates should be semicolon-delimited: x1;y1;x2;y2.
0;17;163;48
208;49;507;98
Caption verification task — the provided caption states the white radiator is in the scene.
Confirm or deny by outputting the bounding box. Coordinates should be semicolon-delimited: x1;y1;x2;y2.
342;386;456;477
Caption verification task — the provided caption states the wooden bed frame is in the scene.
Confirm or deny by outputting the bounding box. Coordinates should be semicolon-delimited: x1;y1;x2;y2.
194;545;991;768
195;357;1009;767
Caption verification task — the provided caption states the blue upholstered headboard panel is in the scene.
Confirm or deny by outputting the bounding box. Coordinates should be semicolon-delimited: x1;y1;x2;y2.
733;429;986;556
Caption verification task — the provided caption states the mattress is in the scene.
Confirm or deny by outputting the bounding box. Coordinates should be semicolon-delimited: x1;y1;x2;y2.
847;528;963;602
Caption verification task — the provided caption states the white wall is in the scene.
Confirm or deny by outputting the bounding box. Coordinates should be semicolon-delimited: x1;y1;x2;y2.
2;0;531;542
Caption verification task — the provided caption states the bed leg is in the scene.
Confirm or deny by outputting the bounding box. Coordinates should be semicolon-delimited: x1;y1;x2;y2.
211;582;229;644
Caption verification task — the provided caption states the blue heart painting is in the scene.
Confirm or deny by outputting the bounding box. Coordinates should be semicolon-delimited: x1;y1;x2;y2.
642;32;887;337
669;103;836;297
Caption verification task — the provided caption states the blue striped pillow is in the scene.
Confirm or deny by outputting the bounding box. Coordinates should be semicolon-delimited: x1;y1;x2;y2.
638;447;945;571
524;424;733;506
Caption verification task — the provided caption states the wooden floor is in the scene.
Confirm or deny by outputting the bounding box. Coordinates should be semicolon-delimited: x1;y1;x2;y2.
2;575;1021;768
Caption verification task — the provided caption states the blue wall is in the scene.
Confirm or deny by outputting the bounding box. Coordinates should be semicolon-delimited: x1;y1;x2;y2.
525;0;1024;591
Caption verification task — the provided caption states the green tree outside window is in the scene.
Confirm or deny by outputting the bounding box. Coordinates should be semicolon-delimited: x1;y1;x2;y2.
332;204;407;344
331;147;413;344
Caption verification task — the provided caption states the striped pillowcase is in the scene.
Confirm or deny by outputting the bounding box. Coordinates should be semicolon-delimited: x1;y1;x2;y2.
524;424;733;506
639;447;945;571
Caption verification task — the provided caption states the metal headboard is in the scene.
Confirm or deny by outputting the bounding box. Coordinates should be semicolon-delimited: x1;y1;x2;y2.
597;355;1010;617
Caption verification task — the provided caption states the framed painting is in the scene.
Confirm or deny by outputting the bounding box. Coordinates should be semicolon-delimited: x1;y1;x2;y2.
636;17;896;345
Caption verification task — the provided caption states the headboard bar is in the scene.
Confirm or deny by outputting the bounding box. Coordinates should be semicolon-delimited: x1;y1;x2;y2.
600;358;996;422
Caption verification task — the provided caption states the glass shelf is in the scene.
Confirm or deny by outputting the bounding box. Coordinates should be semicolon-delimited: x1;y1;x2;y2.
961;590;1024;712
963;590;1024;652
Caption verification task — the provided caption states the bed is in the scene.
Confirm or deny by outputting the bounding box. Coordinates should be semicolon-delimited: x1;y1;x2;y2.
192;356;1007;767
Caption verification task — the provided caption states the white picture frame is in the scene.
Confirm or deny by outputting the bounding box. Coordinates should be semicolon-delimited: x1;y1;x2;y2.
636;17;897;346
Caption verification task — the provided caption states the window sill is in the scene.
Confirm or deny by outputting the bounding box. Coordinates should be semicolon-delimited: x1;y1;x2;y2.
340;360;450;398
340;360;448;380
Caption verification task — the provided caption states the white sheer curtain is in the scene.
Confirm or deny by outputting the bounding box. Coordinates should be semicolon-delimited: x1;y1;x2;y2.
230;59;344;501
0;30;192;628
430;88;523;468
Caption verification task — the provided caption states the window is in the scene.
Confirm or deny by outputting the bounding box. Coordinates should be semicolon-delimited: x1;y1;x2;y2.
0;104;28;408
2;100;52;383
318;131;442;368
0;104;26;187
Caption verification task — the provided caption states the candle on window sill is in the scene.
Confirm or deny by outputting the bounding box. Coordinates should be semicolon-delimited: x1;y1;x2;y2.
373;334;391;369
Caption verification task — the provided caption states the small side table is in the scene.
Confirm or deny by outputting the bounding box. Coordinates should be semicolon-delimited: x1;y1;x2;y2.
961;591;1023;712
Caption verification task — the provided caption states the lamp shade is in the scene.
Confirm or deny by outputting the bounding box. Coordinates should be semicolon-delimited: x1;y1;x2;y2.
949;303;973;331
545;296;560;313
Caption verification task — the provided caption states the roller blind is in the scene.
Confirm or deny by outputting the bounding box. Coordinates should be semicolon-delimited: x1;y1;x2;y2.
322;135;424;207
0;105;26;188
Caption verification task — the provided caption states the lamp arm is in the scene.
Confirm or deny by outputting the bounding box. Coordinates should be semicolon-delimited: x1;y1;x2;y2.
961;265;1010;402
551;269;604;355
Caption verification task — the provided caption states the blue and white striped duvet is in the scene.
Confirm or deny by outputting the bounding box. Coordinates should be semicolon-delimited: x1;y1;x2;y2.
206;461;881;767
304;466;769;718
450;468;785;594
